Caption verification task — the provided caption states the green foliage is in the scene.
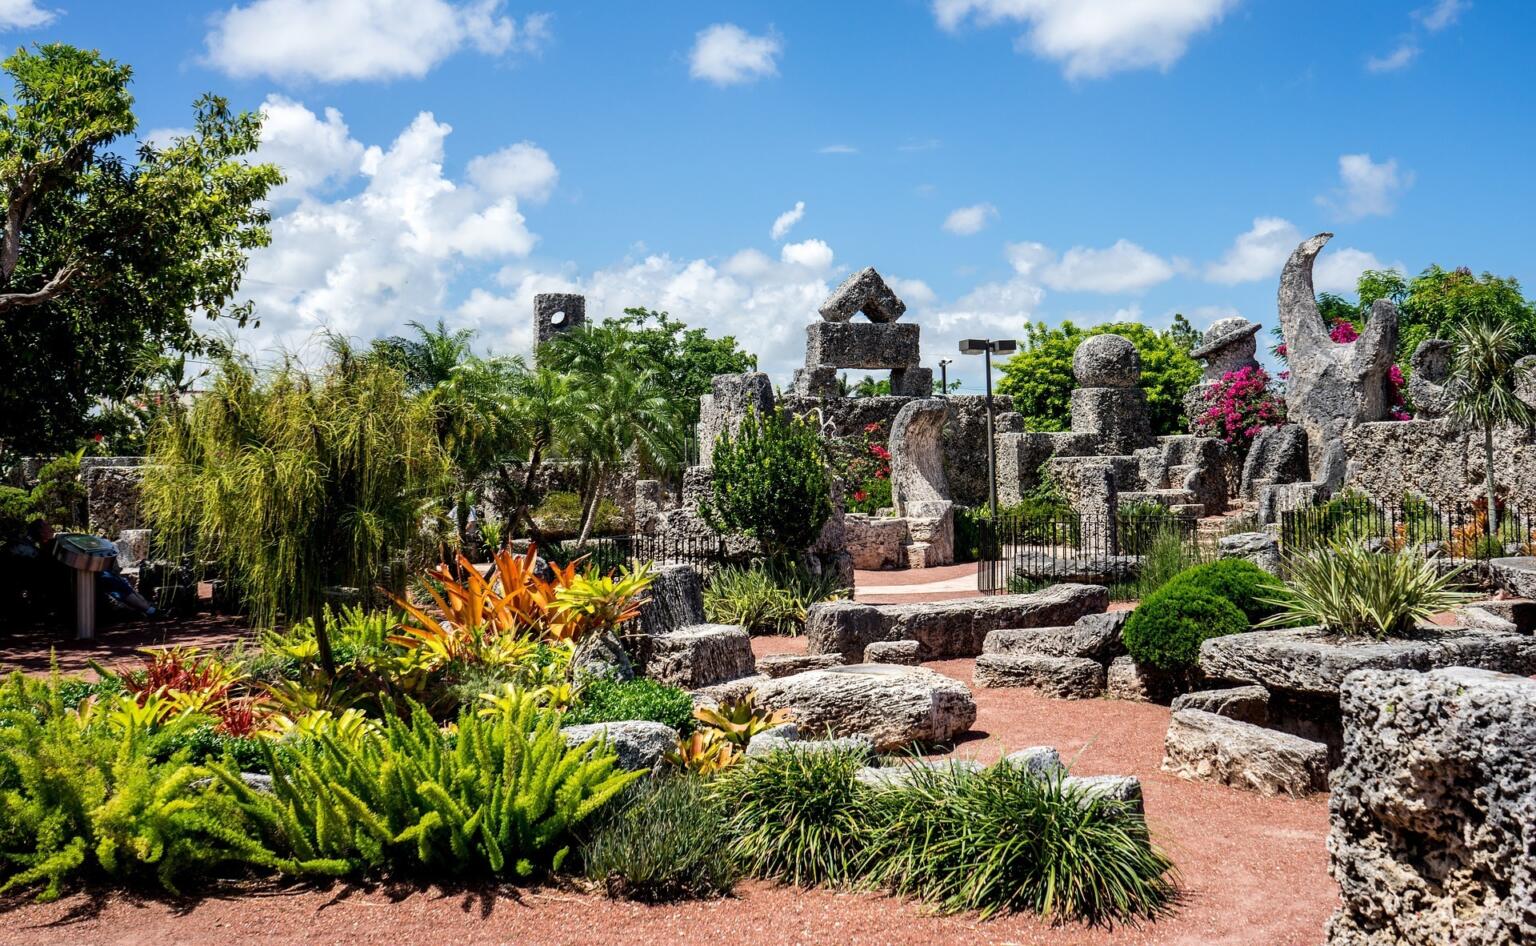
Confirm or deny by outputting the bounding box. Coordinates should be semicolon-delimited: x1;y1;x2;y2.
703;562;848;635
860;762;1176;922
703;409;833;560
1122;584;1249;672
532;490;624;537
141;348;451;632
0;44;281;454
564;677;696;735
1259;541;1475;640
1158;559;1280;623
0;450;83;531
1113;530;1205;602
607;308;757;429
1447;318;1535;528
214;693;641;879
996;321;1202;436
711;743;870;887
1116;501;1176;556
0;676;310;901
579;775;737;900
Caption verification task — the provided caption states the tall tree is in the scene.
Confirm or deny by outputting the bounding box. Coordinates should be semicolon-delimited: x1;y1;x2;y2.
605;307;757;428
0;44;280;455
1446;318;1533;532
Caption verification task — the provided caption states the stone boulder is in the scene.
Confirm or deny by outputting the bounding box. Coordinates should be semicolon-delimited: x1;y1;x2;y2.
1490;557;1536;599
864;640;923;665
1106;655;1177;703
1198;626;1536;698
1327;667;1536;945
753;665;977;751
806;583;1109;662
1171;685;1270;726
973;654;1106;699
982;611;1127;663
1162;709;1328;797
642;624;756;690
1217;531;1282;576
756;653;845;679
563;721;679;772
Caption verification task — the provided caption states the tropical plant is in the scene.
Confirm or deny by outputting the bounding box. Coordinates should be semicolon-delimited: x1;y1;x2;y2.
563;677;695;734
665;729;741;776
703;562;848;635
552;563;655;639
859;762;1176;922
0;44;281;456
1445;317;1535;533
1121;584;1249;672
829;421;893;514
692;692;791;749
605;307;757;430
1188;365;1287;459
579;775;738;901
711;742;870;886
703;408;833;561
141;346;451;674
1259;541;1475;640
212;693;641;879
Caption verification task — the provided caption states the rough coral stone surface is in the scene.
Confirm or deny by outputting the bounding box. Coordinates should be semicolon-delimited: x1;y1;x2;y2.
982;611;1127;663
818;266;907;323
642;624;756;690
562;720;678;772
753;665;977;751
1327;667;1536;946
1171;685;1270;726
1162;709;1328;797
804;321;921;370
973;654;1107;699
1198;626;1536;697
1217;531;1282;575
805;583;1109;662
1072;333;1140;388
843;514;909;570
755;652;845;679
863;639;923;665
1106;655;1176;704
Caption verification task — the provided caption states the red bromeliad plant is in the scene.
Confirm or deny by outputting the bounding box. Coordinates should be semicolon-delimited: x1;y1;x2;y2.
1190;365;1287;456
834;422;893;515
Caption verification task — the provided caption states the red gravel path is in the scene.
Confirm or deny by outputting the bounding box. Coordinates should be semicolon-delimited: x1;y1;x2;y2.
0;635;1336;946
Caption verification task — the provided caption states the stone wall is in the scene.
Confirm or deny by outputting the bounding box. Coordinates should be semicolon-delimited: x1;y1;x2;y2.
1328;666;1536;945
1343;418;1536;511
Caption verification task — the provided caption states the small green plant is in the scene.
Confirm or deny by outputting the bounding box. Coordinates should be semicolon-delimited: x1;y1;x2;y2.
532;491;624;537
564;677;696;735
1122;585;1248;672
1157;559;1279;623
1114;530;1203;601
860;762;1177;922
703;562;847;635
579;775;738;901
1259;541;1476;640
702;408;833;561
692;692;791;749
1116;501;1176;556
711;741;869;886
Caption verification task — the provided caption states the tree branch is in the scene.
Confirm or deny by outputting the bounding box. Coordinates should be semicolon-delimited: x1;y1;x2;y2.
0;261;83;314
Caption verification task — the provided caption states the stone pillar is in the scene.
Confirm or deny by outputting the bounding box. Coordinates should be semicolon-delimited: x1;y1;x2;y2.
534;293;586;347
1068;334;1151;455
696;371;774;466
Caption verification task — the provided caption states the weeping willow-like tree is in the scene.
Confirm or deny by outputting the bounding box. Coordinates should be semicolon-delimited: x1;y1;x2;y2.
141;342;450;671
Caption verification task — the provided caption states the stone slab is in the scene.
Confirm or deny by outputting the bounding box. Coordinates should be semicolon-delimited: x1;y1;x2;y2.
804;321;921;370
1162;709;1328;797
973;654;1106;699
753;664;977;751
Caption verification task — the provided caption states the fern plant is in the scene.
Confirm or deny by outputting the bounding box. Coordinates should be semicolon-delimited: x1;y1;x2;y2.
212;692;640;879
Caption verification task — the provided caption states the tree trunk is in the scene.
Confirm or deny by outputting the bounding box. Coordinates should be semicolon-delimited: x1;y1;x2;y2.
1485;425;1499;537
577;466;605;546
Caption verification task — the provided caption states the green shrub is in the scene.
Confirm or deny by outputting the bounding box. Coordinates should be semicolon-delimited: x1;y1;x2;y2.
861;762;1176;922
703;563;848;635
711;743;869;886
1122;585;1248;672
579;775;737;900
532;491;624;537
154;726;271;773
1116;501;1176;556
1159;559;1279;623
214;693;640;879
1258;541;1475;639
702;408;832;560
1115;530;1203;601
565;677;695;735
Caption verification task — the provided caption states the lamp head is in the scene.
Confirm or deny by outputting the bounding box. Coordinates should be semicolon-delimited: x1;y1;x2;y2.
958;339;988;355
989;339;1018;354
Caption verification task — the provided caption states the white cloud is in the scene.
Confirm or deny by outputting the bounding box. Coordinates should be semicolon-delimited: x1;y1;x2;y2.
1010;238;1175;293
0;0;54;29
688;23;781;86
818;144;858;154
770;200;806;240
942;202;999;236
1204;216;1300;284
1416;0;1467;31
205;0;550;82
1366;43;1419;72
466;142;559;203
933;0;1237;79
1314;248;1402;295
780;238;834;271
240;100;550;348
1318;154;1413;220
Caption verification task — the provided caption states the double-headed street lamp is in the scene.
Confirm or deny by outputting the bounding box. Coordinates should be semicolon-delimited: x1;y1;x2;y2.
959;338;1018;519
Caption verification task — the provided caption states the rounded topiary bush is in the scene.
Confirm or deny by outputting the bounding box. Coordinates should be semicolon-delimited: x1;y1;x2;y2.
1159;559;1280;623
1122;586;1248;672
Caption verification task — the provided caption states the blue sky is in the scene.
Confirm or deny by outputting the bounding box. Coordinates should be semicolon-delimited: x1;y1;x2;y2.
7;0;1534;392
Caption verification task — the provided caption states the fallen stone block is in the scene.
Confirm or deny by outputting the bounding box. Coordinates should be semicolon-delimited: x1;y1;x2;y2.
643;623;757;689
983;611;1126;662
1003;745;1063;777
1063;774;1144;816
1171;685;1270;726
563;720;679;772
1106;655;1176;703
864;640;923;664
973;654;1106;699
756;653;845;679
754;664;977;751
1162;709;1328;797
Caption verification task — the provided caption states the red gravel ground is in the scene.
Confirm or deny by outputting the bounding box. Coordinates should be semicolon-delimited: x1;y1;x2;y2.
0;630;1336;946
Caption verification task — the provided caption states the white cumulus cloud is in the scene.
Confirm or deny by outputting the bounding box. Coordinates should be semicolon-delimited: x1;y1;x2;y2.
1417;0;1468;31
205;0;551;82
689;23;781;86
1318;154;1413;220
1203;217;1402;292
780;238;834;271
1366;44;1419;72
1007;238;1175;293
466;142;559;203
933;0;1237;79
770;201;806;240
0;0;55;29
942;203;999;236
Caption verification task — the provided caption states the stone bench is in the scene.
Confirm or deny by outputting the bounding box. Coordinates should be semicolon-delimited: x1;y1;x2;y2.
633;564;755;689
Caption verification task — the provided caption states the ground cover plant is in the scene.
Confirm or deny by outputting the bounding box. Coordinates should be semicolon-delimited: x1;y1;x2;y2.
1259;540;1475;639
579;774;738;900
703;561;847;635
1120;559;1274;672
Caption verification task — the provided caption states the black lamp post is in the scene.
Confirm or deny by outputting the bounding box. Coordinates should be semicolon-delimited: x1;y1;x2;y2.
959;338;1018;519
938;358;952;396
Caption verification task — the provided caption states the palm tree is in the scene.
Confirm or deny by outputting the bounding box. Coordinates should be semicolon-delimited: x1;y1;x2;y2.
1447;317;1534;533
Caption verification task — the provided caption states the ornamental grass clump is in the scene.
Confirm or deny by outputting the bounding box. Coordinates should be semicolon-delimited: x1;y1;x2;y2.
860;762;1177;923
1259;540;1475;640
579;775;738;901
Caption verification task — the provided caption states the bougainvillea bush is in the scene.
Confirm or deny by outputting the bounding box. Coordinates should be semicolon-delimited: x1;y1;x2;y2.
832;422;892;515
1189;365;1286;457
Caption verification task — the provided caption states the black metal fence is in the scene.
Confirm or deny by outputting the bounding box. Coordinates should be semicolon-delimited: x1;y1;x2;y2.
541;532;734;575
976;510;1206;596
1278;499;1536;565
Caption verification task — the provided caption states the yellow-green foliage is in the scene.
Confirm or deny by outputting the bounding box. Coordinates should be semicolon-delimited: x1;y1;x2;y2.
213;691;640;879
0;674;332;902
